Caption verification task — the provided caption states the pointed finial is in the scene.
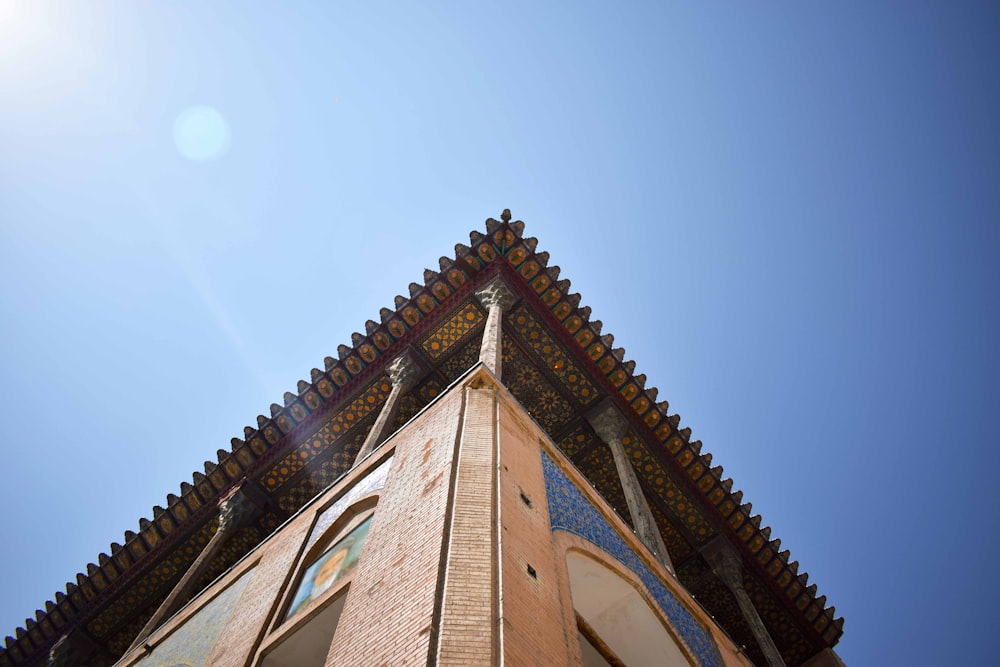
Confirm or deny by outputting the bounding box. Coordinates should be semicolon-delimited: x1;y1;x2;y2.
501;209;511;222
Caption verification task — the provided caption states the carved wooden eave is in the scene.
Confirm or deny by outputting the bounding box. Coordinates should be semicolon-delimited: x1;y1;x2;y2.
1;211;842;667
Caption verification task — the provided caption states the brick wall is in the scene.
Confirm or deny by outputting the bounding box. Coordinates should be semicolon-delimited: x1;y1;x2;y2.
436;385;498;665
326;384;465;666
207;519;310;667
495;391;577;666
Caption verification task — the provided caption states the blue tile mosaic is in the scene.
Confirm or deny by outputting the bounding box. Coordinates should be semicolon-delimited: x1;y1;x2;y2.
541;451;722;667
131;567;254;667
307;457;392;550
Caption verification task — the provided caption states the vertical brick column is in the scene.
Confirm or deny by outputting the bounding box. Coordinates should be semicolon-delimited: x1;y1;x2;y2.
703;538;787;667
436;380;500;665
326;386;466;666
475;279;517;378
353;351;419;466
495;390;576;666
588;404;676;576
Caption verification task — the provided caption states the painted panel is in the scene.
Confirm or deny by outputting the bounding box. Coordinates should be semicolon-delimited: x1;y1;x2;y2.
285;516;372;620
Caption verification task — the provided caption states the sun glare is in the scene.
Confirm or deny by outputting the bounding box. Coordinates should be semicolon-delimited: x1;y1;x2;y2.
173;106;231;161
0;0;18;25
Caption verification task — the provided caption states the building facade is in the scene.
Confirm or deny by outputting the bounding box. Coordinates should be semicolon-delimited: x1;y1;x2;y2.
2;212;844;666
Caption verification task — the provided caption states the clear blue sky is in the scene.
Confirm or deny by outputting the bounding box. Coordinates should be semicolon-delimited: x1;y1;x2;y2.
2;2;998;664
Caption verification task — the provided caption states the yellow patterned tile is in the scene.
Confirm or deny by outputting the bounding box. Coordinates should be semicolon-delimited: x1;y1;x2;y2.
261;378;391;490
420;301;484;360
507;304;598;406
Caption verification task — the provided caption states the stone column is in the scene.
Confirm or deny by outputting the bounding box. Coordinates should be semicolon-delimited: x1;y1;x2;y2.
475;279;517;378
703;539;786;667
353;351;419;465
127;490;256;653
587;404;675;576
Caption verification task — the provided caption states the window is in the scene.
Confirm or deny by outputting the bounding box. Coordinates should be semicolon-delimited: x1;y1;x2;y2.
284;515;372;621
257;512;374;667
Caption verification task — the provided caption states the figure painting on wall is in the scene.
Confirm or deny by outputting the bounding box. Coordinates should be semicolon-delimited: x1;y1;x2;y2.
285;516;373;620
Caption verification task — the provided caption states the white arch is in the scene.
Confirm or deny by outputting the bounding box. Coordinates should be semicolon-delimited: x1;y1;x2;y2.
567;551;694;666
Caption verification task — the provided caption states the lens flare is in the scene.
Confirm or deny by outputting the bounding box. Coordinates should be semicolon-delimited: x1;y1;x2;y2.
173;106;230;161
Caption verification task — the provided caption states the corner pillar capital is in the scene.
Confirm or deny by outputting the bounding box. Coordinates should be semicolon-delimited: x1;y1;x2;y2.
586;403;628;445
387;350;420;392
475;278;517;377
217;489;256;533
354;349;423;466
702;537;745;591
475;278;517;313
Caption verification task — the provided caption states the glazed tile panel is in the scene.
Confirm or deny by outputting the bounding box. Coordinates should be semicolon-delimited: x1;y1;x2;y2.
306;457;393;550
541;451;722;667
131;567;254;667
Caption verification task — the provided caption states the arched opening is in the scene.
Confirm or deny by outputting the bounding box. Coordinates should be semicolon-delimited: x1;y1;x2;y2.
567;551;693;667
283;514;372;622
260;594;347;667
258;510;375;667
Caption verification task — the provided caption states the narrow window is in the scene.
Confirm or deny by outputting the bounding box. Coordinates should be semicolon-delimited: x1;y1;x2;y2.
259;514;374;667
284;515;373;621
